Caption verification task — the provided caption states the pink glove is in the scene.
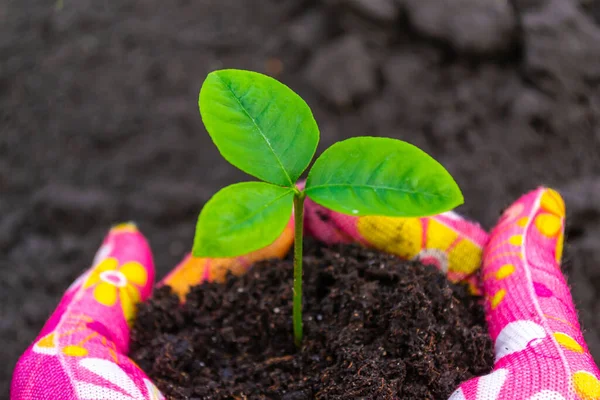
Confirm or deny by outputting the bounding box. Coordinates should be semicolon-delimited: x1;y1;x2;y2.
10;223;164;400
449;188;600;400
11;188;600;399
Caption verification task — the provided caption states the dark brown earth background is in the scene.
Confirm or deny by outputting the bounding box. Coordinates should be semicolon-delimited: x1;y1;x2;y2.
2;0;600;397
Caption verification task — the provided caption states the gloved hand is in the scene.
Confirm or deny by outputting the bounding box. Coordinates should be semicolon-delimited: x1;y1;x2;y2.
10;187;600;400
449;188;600;400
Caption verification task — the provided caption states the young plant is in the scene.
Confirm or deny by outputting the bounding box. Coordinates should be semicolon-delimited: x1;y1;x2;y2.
193;69;463;348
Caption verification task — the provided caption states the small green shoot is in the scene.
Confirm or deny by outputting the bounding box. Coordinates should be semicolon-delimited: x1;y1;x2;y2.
194;69;464;348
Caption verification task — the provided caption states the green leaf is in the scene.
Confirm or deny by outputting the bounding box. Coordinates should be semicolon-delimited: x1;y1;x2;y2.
199;69;320;187
193;182;294;258
305;137;463;217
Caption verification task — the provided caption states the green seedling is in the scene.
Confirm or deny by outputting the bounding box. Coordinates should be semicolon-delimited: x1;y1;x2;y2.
193;69;464;348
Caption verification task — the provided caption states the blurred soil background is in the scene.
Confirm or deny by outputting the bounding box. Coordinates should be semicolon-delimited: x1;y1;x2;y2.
2;0;600;396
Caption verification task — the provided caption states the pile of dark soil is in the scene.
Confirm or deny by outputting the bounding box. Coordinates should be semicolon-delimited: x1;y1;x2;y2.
130;243;494;399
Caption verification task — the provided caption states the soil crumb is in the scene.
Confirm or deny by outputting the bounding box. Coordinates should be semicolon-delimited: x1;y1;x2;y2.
130;243;494;399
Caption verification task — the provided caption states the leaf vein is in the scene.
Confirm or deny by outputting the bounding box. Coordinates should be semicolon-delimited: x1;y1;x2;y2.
306;184;444;199
214;73;293;186
215;189;293;238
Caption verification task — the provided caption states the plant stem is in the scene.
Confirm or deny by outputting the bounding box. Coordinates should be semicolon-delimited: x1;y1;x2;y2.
293;191;305;348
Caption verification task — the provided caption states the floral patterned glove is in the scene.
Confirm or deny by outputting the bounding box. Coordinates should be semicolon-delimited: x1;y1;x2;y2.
449;188;600;400
10;223;164;400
